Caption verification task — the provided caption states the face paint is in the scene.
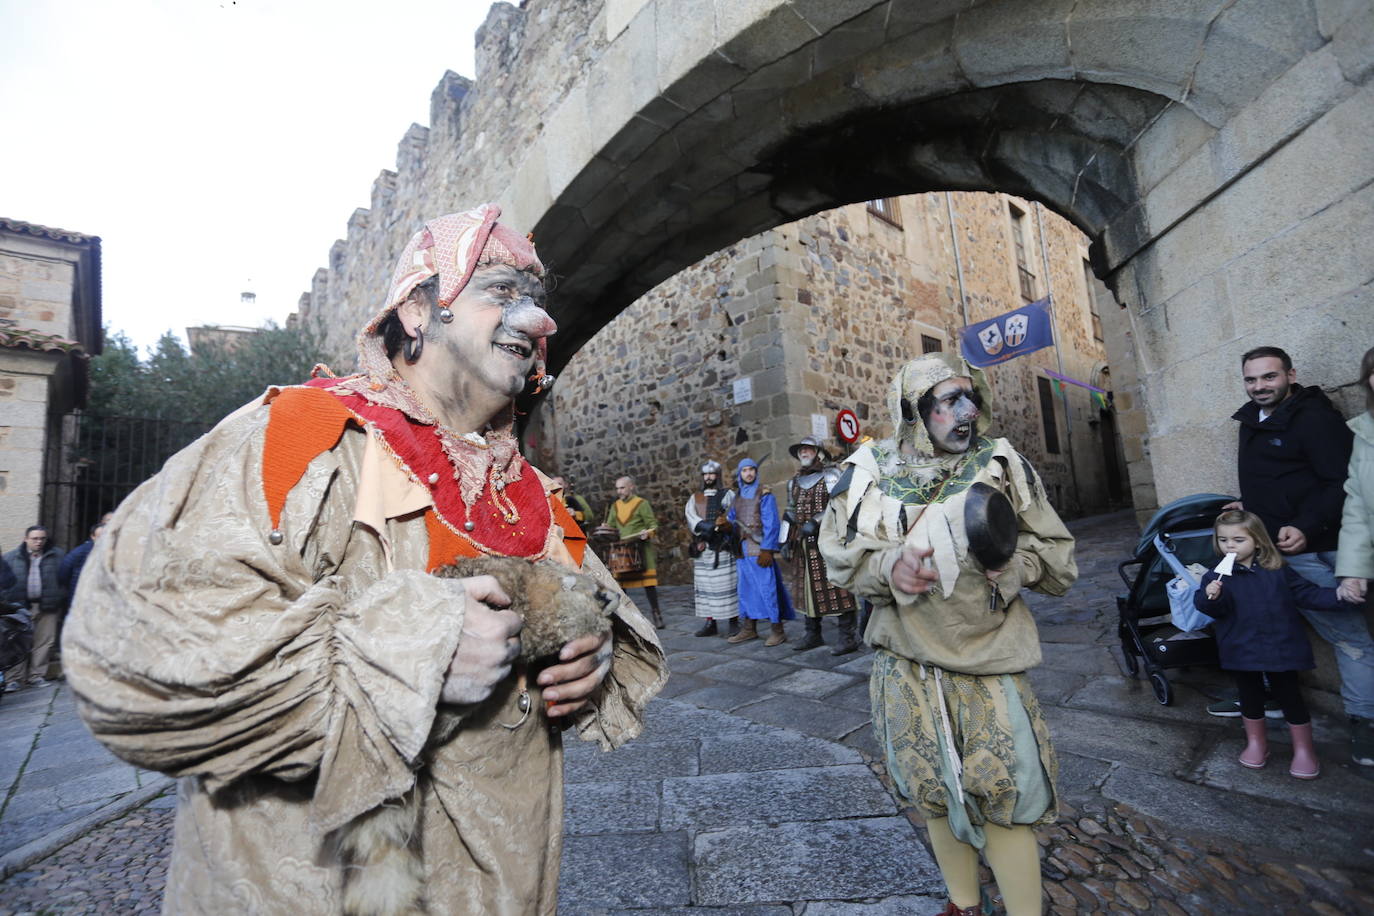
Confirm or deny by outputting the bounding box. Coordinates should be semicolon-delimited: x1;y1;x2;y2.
924;377;980;454
423;265;555;404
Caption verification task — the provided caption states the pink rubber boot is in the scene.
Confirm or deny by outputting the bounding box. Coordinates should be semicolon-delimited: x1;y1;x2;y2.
1288;721;1320;779
1239;716;1269;769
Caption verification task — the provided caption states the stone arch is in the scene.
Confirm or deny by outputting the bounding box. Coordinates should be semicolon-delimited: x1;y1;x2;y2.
303;0;1372;509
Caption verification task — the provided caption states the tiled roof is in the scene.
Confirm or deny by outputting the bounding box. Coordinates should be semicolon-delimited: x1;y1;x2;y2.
0;217;99;245
0;326;86;354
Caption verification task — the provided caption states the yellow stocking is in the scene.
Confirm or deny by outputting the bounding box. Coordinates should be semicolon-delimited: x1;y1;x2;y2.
924;817;981;909
982;822;1042;916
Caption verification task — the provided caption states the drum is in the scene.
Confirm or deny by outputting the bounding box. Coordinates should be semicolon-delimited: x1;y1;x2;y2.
608;541;644;576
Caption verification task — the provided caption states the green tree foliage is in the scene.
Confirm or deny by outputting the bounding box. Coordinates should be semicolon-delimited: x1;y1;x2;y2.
88;322;328;423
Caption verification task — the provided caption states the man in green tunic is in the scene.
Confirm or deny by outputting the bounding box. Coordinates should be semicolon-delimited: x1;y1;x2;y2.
819;351;1076;916
604;476;663;628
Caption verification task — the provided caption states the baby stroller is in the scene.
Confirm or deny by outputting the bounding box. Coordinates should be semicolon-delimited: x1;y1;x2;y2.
1116;493;1232;705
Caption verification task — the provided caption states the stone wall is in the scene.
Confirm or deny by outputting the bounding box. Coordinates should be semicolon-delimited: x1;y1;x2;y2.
293;0;1372;574
0;223;101;550
298;0;611;368
0;251;76;340
551;192;1120;585
0;352;62;547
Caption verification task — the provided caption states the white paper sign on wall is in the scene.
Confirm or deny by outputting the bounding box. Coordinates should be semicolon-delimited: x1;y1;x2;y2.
732;377;752;404
811;413;828;440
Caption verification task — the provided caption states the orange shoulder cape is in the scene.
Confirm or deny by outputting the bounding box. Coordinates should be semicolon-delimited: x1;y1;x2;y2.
260;382;585;571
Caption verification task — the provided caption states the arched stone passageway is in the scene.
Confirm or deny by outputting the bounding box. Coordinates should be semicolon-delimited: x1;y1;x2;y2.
299;0;1373;510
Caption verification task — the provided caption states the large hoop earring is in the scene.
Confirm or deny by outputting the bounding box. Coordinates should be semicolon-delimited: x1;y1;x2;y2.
403;326;424;363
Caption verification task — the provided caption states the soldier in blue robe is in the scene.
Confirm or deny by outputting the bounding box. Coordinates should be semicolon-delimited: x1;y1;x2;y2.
726;458;796;645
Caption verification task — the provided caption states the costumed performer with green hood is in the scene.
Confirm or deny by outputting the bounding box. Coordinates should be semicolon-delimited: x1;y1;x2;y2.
818;351;1077;916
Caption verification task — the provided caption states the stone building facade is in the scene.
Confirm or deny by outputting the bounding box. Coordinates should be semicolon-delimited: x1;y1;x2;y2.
0;218;102;550
291;0;1370;583
548;192;1128;584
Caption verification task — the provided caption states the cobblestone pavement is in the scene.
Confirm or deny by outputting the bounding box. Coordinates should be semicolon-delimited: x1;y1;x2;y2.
2;510;1372;913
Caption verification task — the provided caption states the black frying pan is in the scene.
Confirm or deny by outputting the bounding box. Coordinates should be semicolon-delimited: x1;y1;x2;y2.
964;482;1018;570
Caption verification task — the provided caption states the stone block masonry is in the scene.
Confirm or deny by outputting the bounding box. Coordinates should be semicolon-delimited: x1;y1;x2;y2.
552;192;1125;585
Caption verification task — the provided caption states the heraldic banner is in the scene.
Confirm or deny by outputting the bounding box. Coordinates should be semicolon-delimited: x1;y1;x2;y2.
958;296;1055;368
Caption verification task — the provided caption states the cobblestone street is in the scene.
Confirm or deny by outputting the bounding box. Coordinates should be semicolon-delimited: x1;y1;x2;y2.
2;511;1372;913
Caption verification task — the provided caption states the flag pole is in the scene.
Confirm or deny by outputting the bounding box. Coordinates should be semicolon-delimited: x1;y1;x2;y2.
945;192;971;327
1034;202;1082;513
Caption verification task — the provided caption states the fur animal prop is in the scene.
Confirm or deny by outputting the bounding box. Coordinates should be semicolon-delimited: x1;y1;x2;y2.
333;557;617;916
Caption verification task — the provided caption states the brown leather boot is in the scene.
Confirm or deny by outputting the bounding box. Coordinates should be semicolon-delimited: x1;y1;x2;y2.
764;623;786;647
792;616;823;651
726;619;758;643
830;610;860;656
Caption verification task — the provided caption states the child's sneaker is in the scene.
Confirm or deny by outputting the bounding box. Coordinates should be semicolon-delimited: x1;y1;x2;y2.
1206;697;1283;718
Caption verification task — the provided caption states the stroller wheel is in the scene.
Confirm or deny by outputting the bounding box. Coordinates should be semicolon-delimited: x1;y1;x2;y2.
1150;671;1173;706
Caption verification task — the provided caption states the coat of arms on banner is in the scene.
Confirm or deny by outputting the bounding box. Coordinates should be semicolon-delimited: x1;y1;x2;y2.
1004;313;1029;347
977;323;1004;355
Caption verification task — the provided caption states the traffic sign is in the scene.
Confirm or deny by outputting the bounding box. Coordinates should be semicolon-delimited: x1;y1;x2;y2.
836;409;861;443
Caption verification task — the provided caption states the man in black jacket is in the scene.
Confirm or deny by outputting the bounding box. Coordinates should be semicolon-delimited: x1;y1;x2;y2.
1221;346;1374;765
2;525;66;690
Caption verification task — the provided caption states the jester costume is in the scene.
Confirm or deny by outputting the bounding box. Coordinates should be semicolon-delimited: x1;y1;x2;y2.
819;352;1076;850
62;205;667;914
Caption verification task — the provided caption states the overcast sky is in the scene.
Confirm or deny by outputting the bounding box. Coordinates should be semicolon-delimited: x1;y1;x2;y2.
1;0;492;351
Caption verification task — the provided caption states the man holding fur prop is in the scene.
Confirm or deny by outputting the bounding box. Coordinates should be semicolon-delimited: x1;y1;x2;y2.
819;351;1076;916
62;205;668;915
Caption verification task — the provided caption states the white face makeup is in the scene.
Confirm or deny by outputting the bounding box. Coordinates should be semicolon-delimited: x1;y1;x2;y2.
924;376;981;454
1216;524;1258;566
417;265;555;407
1241;356;1295;410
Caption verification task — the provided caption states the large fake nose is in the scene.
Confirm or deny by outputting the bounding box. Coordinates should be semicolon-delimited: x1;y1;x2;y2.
952;393;980;423
502;297;557;340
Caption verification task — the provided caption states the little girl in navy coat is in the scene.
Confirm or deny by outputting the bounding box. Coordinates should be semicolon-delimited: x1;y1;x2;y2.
1195;509;1352;778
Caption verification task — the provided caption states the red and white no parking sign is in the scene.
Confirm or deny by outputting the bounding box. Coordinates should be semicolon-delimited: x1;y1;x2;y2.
835;409;860;444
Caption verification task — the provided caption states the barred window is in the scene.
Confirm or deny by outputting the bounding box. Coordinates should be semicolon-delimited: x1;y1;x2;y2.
867;198;902;228
1083;259;1104;342
1009;203;1035;303
1037;376;1061;454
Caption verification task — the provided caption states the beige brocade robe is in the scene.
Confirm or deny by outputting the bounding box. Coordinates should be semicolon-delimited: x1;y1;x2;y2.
62;403;667;915
818;438;1077;675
